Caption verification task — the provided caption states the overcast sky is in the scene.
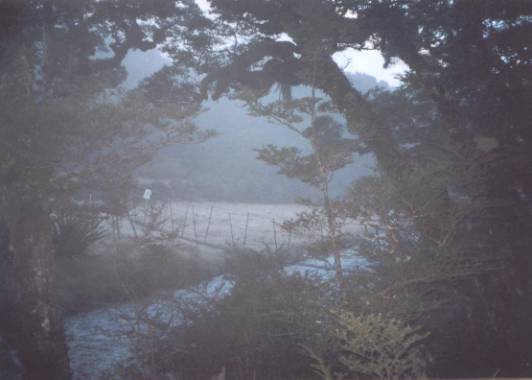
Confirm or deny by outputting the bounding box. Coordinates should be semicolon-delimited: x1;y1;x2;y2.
194;0;409;87
332;49;408;87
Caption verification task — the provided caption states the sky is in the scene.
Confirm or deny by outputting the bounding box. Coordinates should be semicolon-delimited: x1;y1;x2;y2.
332;49;408;87
194;0;409;88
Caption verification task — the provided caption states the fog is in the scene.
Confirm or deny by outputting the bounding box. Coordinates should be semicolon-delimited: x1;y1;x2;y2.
1;1;531;379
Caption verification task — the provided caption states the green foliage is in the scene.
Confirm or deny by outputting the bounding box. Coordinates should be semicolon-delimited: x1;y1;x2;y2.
1;0;531;378
116;249;329;380
0;2;215;375
51;209;105;258
136;244;207;292
201;0;532;376
248;90;361;286
53;243;211;314
308;312;429;380
224;246;287;282
127;201;179;246
256;114;357;188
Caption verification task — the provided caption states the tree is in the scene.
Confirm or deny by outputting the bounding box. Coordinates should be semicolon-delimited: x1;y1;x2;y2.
0;1;212;378
341;2;532;373
343;86;509;376
248;93;360;286
202;0;406;179
201;0;532;375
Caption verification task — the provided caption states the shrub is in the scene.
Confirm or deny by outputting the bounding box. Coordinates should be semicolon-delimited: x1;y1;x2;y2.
114;249;329;380
308;311;430;380
53;243;211;314
135;243;208;292
51;209;105;258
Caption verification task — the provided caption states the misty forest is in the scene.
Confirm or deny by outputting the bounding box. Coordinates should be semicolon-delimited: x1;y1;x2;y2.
1;1;531;379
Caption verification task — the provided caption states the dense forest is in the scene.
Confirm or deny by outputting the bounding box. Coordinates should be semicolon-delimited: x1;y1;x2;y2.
1;0;531;379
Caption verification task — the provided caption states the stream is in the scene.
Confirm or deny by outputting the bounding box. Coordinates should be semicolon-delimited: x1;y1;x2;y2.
65;254;366;379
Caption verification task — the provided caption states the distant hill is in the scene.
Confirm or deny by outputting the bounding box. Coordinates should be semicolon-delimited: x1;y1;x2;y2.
136;72;389;203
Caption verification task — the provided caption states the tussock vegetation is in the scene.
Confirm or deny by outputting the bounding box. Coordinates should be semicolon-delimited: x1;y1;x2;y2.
52;242;213;314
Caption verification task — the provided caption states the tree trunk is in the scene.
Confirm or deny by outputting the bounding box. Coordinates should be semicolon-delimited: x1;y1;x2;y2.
6;190;72;380
308;52;408;181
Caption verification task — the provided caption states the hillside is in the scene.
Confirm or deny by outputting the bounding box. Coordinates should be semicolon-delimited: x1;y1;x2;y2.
136;73;390;202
